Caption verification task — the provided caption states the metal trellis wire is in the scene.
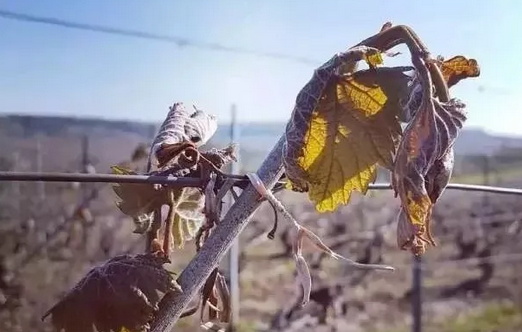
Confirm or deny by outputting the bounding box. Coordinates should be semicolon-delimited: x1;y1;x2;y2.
0;171;204;186
1;171;522;196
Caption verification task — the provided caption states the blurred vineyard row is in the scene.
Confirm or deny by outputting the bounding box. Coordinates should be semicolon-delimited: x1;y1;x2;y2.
1;133;522;331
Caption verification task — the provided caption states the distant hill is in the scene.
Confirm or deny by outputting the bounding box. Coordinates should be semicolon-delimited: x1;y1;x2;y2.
1;114;522;172
0;115;158;139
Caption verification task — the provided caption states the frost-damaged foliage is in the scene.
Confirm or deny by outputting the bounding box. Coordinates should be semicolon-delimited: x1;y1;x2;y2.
392;54;479;254
44;23;481;332
148;102;218;171
110;103;236;329
285;65;411;212
41;254;181;332
45;103;237;331
111;103;236;256
111;165;206;250
283;23;480;254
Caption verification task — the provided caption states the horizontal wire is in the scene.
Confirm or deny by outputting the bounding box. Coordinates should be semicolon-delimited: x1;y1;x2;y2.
1;171;522;196
367;182;522;195
0;9;320;66
446;183;522;195
386;252;522;272
430;252;522;267
0;171;204;186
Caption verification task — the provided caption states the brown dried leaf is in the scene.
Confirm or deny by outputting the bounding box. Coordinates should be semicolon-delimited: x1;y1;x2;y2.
148;103;217;170
396;147;455;254
291;229;311;306
207;289;219;321
201;144;239;169
155;141;198;170
184;108;218;147
215;273;231;323
201;268;219;322
42;254;181;332
393;96;466;255
149;103;190;170
198;269;230;327
425;146;455;204
437;55;480;88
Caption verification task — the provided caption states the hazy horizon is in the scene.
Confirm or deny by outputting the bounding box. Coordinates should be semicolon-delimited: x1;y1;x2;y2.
1;1;521;135
3;111;522;140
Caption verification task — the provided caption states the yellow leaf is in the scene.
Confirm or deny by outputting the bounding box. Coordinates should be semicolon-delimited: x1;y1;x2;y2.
111;164;135;175
364;51;384;68
173;187;205;244
405;190;433;229
172;213;185;249
437;55;480;88
292;68;410;212
183;219;200;240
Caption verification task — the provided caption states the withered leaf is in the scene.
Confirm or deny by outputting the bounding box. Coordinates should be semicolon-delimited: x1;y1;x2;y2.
215;273;231;323
399;55;478;123
396;147;455;254
149;103;217;171
393;96;467;255
285;67;411;212
201;144;239;169
284;46;388;192
155;141;198;170
111;165;205;247
42;254;181;332
425;146;455;204
184;108;218;147
437;55;480;88
201;268;219;322
111;165;167;234
198;269;231;327
400;74;423;123
149;103;190;171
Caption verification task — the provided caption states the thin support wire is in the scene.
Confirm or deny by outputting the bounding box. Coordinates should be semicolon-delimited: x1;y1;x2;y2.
1;171;522;196
385;252;522;272
367;182;522;195
0;171;204;186
0;9;320;66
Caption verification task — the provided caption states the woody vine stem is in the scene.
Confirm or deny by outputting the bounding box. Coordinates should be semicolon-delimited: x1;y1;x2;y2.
150;24;449;332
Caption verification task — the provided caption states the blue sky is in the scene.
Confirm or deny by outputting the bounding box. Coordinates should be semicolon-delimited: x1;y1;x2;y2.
1;1;521;136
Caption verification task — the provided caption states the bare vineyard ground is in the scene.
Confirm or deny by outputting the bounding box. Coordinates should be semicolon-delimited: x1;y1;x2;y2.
1;136;522;332
231;190;522;332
